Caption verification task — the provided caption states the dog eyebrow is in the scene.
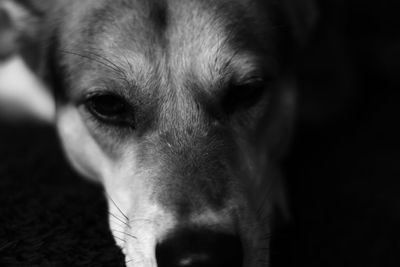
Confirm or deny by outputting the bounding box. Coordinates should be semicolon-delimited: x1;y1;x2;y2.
194;48;268;93
58;47;157;99
60;49;130;82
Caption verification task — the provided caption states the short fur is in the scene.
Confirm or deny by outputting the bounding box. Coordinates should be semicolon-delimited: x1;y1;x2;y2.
0;0;317;266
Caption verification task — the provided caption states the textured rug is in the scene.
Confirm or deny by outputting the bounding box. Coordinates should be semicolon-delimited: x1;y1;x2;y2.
0;122;125;267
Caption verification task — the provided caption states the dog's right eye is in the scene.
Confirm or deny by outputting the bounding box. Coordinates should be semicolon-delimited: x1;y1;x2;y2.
84;93;134;127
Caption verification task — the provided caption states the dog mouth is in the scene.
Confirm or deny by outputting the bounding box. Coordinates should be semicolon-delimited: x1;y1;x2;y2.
114;222;269;267
155;228;243;267
112;220;245;267
107;197;271;267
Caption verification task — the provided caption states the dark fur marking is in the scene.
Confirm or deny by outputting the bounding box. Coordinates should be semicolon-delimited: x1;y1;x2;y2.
45;29;68;102
149;0;168;34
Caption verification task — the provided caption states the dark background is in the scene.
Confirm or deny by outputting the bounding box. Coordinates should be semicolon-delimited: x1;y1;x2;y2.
274;0;400;266
1;0;400;266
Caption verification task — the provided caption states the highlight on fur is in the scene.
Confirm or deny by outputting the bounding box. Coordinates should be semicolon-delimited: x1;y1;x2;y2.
0;1;318;266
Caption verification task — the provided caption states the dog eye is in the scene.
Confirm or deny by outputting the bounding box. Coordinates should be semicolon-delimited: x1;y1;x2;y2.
222;78;266;114
84;93;134;126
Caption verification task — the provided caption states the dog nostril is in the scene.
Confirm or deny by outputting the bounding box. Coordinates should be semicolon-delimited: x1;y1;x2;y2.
156;229;243;267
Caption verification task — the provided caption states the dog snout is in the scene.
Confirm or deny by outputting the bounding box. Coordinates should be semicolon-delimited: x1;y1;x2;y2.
156;228;243;267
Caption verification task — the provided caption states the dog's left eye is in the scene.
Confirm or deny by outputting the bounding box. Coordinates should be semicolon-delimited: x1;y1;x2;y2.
84;93;134;127
222;78;266;114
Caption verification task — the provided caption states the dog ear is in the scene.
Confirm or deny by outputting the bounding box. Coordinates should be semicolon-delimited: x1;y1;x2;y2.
280;0;319;46
0;0;55;123
0;0;46;62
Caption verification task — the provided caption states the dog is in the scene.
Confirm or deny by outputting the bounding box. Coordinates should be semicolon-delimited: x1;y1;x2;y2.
0;0;317;266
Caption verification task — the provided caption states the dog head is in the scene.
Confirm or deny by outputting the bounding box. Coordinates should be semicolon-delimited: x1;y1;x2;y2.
0;0;317;266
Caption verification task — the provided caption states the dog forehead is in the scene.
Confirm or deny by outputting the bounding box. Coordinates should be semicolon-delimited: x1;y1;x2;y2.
56;0;269;130
69;0;263;86
165;0;263;86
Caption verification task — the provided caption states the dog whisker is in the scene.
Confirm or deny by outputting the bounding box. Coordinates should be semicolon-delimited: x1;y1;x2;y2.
85;50;127;75
110;217;129;229
112;229;137;240
126;258;145;265
60;50;123;77
128;218;154;225
112;234;125;243
255;174;282;225
255;184;275;217
109;212;130;227
105;192;130;223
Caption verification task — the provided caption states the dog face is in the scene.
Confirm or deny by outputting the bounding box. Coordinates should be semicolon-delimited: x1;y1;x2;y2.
0;0;317;266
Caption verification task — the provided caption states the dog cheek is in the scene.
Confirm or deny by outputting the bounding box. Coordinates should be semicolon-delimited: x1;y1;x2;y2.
56;105;110;182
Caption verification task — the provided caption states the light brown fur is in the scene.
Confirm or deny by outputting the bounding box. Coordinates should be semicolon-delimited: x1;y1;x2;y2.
0;0;317;266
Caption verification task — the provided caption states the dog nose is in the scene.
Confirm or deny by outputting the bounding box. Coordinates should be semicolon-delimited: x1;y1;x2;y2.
156;229;243;267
